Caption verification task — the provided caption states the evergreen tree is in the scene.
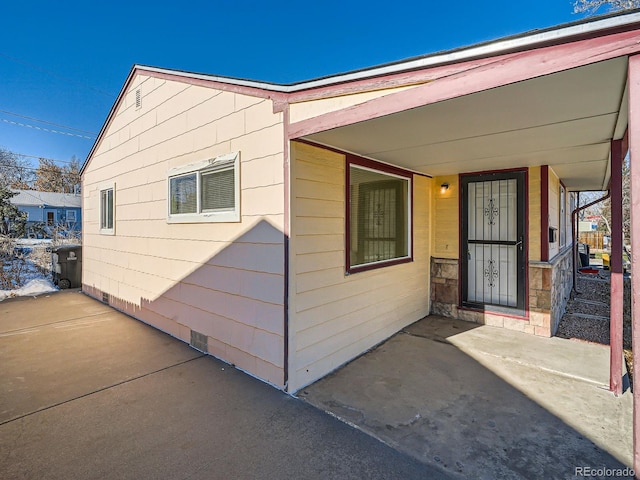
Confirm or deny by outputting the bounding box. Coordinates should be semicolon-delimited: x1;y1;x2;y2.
0;186;27;236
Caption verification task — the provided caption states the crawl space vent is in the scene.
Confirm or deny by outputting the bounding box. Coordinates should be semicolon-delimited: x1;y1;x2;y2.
102;292;109;304
190;330;208;353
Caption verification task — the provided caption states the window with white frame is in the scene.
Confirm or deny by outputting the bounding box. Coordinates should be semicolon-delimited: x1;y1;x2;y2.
347;158;412;273
167;152;240;223
100;185;115;234
66;210;77;223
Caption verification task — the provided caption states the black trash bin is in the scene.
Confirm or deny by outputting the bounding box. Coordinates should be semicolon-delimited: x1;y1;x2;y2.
52;245;82;289
578;242;590;268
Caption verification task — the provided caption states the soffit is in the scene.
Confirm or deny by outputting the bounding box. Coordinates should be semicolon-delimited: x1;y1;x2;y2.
304;57;628;190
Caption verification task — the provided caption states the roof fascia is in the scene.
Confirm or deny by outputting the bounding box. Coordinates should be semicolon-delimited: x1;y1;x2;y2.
288;28;640;139
120;12;640;100
284;11;640;97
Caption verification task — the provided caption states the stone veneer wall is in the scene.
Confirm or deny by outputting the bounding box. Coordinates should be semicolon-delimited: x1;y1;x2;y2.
529;247;573;336
430;258;459;317
430;250;573;337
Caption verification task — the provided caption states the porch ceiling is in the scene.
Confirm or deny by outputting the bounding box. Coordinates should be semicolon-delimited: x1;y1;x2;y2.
303;57;629;191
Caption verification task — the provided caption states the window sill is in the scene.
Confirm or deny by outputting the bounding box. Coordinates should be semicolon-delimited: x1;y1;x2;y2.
167;211;240;224
100;228;115;236
347;256;412;275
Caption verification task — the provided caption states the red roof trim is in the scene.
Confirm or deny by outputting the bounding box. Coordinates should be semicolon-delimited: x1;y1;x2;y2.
288;29;640;139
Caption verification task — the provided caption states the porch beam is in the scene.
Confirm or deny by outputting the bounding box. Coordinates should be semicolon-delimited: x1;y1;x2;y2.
289;29;640;139
609;138;625;396
628;54;640;476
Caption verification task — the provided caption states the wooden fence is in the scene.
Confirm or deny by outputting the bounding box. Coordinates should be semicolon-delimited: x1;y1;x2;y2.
579;231;606;250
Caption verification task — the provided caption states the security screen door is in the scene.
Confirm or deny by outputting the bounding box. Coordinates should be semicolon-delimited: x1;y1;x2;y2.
461;171;526;313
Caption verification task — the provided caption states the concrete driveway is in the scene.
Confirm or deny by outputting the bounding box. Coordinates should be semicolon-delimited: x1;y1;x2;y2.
0;291;449;480
299;316;634;479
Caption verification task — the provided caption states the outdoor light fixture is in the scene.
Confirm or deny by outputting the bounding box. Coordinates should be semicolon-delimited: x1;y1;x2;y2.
440;183;449;193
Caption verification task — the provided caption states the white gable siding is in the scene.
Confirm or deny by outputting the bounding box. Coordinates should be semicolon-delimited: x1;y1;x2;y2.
82;74;286;387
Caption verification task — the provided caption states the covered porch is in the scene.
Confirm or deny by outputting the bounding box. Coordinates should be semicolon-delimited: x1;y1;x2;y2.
286;11;640;473
299;315;632;478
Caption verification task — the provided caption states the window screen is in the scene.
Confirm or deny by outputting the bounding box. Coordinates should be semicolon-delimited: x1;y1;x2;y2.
201;168;235;212
170;174;197;214
100;188;113;230
349;165;410;269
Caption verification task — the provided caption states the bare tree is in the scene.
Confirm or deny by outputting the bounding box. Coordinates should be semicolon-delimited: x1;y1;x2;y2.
599;154;631;243
0;148;35;189
61;156;81;194
574;0;640;14
34;158;64;192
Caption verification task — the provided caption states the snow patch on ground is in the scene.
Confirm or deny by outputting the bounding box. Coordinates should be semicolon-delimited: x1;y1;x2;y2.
14;239;53;247
1;240;59;301
0;278;58;301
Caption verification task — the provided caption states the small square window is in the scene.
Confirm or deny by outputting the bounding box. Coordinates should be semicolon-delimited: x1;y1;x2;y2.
99;184;115;235
167;152;240;223
66;210;77;223
347;159;412;273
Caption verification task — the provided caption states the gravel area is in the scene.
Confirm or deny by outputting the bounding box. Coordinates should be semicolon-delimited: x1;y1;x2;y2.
566;300;610;318
556;272;633;381
558;274;610;345
556;314;609;345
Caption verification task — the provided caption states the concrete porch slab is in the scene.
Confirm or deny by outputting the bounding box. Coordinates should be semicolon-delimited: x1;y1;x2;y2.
405;316;614;386
299;316;633;479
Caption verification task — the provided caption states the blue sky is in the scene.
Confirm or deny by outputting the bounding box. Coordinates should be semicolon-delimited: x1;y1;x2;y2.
0;1;596;171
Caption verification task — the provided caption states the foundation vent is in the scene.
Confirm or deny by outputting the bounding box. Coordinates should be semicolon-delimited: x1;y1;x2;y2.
190;330;208;353
102;292;109;304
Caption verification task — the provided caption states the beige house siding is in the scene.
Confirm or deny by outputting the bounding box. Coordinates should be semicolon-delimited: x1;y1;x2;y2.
528;166;541;262
289;85;417;124
82;74;286;387
431;175;459;259
288;141;432;392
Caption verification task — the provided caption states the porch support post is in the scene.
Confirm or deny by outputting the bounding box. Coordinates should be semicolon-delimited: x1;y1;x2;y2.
609;138;624;396
628;54;640;476
541;166;549;262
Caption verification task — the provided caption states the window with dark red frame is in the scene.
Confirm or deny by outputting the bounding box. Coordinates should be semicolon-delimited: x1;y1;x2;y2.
347;157;412;273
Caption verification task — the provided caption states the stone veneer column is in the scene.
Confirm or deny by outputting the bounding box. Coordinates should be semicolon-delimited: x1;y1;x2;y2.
430;257;459;317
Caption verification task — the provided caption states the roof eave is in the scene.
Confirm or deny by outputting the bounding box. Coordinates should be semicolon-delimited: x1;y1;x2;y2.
81;10;640;175
134;10;640;94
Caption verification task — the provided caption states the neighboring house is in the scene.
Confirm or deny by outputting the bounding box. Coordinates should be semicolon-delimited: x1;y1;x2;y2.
11;190;82;233
81;11;638;395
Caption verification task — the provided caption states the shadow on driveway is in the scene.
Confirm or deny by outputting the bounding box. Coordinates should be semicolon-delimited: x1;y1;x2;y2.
0;291;451;480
